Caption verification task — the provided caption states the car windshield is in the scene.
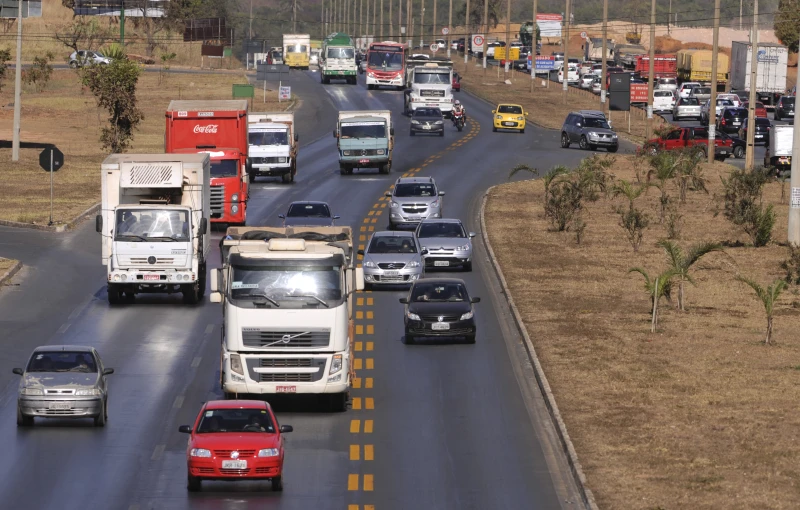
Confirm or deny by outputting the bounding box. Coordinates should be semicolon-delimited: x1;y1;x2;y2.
210;159;239;177
115;209;189;241
287;203;330;218
681;98;700;106
196;408;276;433
417;222;465;238
411;282;468;302
368;236;419;254
583;117;610;128
394;183;436;197
368;51;403;70
655;91;672;97
231;265;342;304
249;130;288;146
340;122;386;138
498;105;523;114
716;99;733;106
413;108;442;118
415;72;450;84
27;351;97;373
328;47;355;59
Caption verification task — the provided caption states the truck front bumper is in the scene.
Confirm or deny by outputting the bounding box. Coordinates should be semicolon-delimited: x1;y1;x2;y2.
108;268;197;286
251;163;292;176
366;74;404;87
324;69;357;76
222;353;350;395
340;156;390;168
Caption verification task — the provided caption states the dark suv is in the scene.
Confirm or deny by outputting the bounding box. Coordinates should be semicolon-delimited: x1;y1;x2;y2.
560;111;619;152
775;95;795;121
716;107;747;134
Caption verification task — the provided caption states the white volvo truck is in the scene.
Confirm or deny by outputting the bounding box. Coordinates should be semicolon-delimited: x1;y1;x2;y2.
211;226;364;411
97;153;210;304
247;112;298;183
404;60;454;117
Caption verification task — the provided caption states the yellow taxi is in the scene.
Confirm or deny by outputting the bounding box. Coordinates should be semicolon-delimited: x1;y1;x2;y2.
492;104;528;133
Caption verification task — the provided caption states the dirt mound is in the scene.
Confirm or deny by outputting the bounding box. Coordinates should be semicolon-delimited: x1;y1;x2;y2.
655;36;683;53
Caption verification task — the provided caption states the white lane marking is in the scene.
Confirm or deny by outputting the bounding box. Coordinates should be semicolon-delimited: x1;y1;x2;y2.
205;324;215;335
57;323;70;334
67;300;89;320
151;444;165;461
191;356;202;368
173;395;185;409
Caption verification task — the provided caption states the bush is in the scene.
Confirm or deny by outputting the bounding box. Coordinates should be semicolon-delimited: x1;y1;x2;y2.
22;52;54;92
722;166;774;247
0;48;10;92
781;245;800;285
545;179;583;232
617;205;650;252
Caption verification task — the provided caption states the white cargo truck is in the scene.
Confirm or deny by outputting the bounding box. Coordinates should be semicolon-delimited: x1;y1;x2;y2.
764;125;793;174
211;226;364;411
334;110;394;175
729;41;788;108
404;60;454;117
247;112;298;184
96;153;210;305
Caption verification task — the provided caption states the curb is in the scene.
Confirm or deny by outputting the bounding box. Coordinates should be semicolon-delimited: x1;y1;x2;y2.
479;189;599;510
0;202;100;233
0;259;22;287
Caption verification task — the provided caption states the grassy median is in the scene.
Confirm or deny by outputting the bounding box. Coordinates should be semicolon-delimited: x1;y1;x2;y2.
0;257;16;275
485;154;800;508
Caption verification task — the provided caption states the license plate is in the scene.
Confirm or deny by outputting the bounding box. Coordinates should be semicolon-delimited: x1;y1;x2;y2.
432;322;450;331
426;103;437;107
423;125;431;129
359;159;369;163
143;275;160;281
503;122;515;126
222;460;247;469
337;71;343;74
780;158;790;163
49;402;71;410
733;121;741;125
719;150;728;154
755;134;763;138
276;386;296;393
434;260;450;267
383;270;399;276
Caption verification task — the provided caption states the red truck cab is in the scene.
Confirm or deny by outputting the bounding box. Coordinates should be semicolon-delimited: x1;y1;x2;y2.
645;126;732;160
165;100;249;225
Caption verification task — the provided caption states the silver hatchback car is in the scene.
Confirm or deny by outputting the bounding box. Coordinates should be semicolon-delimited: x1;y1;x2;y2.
386;176;444;230
13;345;114;427
358;231;426;289
415;218;476;271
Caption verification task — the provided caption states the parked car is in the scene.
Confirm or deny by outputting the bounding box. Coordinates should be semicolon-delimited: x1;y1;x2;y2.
678;82;701;99
399;278;480;344
415;218;475;271
386;176;444;230
672;97;702;121
68;50;111;68
492;103;527;133
700;98;734;125
656;77;678;92
410;107;445;137
179;400;293;492
738;117;772;146
653;89;676;112
717;107;748;133
358;231;425;289
13;345;114;427
561;110;619;152
278;201;339;227
774;95;795;121
742;101;768;118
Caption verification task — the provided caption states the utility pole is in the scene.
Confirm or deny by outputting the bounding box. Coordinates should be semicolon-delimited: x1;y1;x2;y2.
293;0;297;32
562;0;570;103
373;0;377;37
420;0;425;49
380;0;384;39
789;32;800;244
408;0;413;47
482;0;488;68
744;0;759;171
120;0;125;45
447;0;452;57
531;0;537;91
465;0;470;63
601;0;607;108
739;0;743;31
433;0;437;47
505;0;510;76
646;0;655;139
366;0;370;34
11;0;22;161
360;0;364;37
667;0;671;35
708;0;720;164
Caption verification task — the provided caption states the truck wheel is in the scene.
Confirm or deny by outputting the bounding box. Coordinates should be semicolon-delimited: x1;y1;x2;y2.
327;393;347;412
107;285;122;305
282;172;293;184
340;166;348;175
198;263;207;297
379;163;390;174
249;171;256;183
182;284;200;305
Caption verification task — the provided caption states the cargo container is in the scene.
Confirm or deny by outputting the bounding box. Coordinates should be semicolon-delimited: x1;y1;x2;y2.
676;49;728;84
729;41;788;107
635;54;677;79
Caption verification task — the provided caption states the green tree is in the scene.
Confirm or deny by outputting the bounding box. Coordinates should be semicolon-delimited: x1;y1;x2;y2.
81;59;144;153
774;0;800;52
735;276;787;344
23;52;55;92
658;240;723;311
611;179;646;211
0;48;10;92
722;167;775;247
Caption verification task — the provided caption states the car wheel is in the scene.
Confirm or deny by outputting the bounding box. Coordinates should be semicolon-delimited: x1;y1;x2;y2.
579;136;589;150
465;334;476;344
187;474;202;492
248;171;256;183
367;84;374;90
410;130;415;136
404;332;415;345
734;145;745;159
364;282;373;292
69;61;78;69
463;261;472;272
520;128;525;134
16;405;33;427
775;112;780;121
94;401;106;427
560;133;570;148
439;130;444;137
492;126;497;132
272;476;283;492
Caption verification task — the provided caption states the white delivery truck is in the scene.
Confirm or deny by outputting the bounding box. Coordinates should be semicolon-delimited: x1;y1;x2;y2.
729;41;788;108
247;112;298;184
96;153;210;304
764;125;793;175
211;226;364;411
403;60;454;117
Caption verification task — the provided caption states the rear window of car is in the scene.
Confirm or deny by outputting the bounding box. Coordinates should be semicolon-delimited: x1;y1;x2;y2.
782;97;795;105
681;98;700;105
693;87;711;94
654;91;673;97
659;78;677;85
725;108;747;117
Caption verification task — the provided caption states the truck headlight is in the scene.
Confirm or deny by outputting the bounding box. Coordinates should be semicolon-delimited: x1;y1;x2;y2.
376;149;385;155
258;448;280;457
343;150;351;156
406;311;421;321
329;354;343;374
21;388;43;396
231;194;239;203
190;448;211;458
120;274;127;281
76;388;102;396
230;354;244;375
231;204;239;214
278;157;287;163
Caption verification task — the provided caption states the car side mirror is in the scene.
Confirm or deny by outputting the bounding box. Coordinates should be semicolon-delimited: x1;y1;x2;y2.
278;214;285;219
525;112;529;116
198;217;208;235
333;215;340;220
471;297;481;303
280;425;294;433
576;123;581;127
357;249;365;256
103;368;114;375
438;191;445;196
421;248;428;255
178;425;192;434
384;191;392;197
95;214;103;233
468;232;476;238
491;110;496;114
12;368;23;375
399;297;409;304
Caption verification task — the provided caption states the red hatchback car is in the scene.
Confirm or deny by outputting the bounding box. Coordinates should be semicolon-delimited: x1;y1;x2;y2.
179;400;293;492
742;101;768;118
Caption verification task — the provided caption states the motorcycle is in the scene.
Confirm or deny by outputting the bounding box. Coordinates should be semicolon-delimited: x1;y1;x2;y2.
452;109;465;132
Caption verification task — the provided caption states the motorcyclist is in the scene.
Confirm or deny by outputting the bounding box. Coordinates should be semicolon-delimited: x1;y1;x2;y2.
452;100;466;125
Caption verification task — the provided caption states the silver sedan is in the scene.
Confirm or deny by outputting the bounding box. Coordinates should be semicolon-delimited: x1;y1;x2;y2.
358;231;425;290
13;345;114;427
415;218;475;271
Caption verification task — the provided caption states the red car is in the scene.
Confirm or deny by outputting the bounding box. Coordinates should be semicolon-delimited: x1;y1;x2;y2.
742;101;767;118
179;400;293;492
452;72;461;92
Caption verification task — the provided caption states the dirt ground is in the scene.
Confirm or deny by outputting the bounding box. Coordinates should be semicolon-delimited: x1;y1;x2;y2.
0;69;287;225
0;257;15;274
485;155;800;509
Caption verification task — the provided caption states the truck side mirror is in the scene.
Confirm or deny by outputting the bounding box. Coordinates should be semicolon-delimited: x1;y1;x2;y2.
390;127;395;135
355;267;365;291
210;292;222;303
210;268;219;293
198;218;208;235
333;129;338;138
95;214;103;233
294;133;299;142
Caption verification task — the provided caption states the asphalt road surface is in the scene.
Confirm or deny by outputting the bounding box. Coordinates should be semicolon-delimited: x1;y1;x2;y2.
0;68;628;510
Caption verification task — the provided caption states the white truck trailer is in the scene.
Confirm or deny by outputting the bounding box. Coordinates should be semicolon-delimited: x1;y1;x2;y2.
729;41;788;108
96;153;210;304
764;125;793;175
211;226;364;411
247;112;298;184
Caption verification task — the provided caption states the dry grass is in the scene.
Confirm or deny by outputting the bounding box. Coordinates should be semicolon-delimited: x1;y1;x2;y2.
485;155;800;509
0;257;16;274
0;69;286;225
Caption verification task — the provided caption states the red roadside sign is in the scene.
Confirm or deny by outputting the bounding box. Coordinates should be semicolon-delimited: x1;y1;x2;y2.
630;83;649;103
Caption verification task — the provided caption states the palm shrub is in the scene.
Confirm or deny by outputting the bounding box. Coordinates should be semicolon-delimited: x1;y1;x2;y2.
721;166;775;247
629;267;676;332
675;147;709;202
647;151;679;223
735;276;787;344
658;240;724;311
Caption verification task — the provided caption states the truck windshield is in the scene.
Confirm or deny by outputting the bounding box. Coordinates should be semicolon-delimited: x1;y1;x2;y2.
211;160;239;177
231;265;343;307
115;209;189;241
249;130;288;145
328;48;355;59
415;72;450;84
340;123;386;139
368;51;403;70
286;45;307;53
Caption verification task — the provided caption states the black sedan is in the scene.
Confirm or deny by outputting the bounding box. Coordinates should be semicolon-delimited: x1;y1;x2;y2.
738;117;772;147
774;95;795;121
400;278;479;344
410;107;445;137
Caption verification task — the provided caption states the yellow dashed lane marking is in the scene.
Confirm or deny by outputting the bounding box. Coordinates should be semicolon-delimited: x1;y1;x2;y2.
356;325;364;335
364;474;374;491
366;311;373;319
353;377;361;388
352;397;362;410
354;358;363;370
367;297;373;305
365;445;374;461
348;474;359;491
365;420;373;433
366;341;374;351
366;398;374;410
366;377;373;388
357;297;364;306
355;341;363;350
366;358;374;369
366;325;374;335
350;419;360;433
356;311;364;320
350;445;360;461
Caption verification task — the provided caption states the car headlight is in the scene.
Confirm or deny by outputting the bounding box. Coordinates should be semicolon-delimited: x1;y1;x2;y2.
231;194;239;203
231;204;239;214
363;260;376;268
278;157;287;163
407;260;420;268
611;134;618;139
21;388;43;396
343;150;351;156
495;115;503;120
430;200;439;208
434;120;443;125
587;131;598;138
76;388;102;396
376;149;385;155
460;311;474;320
230;354;244;375
407;311;421;321
390;201;399;208
517;116;525;121
329;354;343;374
258;448;280;457
411;120;420;124
190;448;212;458
456;244;470;251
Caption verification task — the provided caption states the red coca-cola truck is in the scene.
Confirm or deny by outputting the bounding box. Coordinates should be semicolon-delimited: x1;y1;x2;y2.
635;54;677;79
165;100;249;225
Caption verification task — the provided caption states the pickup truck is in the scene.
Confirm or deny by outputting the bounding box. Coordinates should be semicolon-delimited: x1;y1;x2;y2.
643;126;732;160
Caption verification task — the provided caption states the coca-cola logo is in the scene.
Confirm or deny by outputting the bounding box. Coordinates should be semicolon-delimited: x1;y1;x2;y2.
193;124;218;134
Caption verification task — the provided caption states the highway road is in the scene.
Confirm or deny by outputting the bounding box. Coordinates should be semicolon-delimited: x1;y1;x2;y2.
0;68;629;509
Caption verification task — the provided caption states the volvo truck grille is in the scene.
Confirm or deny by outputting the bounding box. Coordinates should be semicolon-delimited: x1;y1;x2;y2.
241;329;331;348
